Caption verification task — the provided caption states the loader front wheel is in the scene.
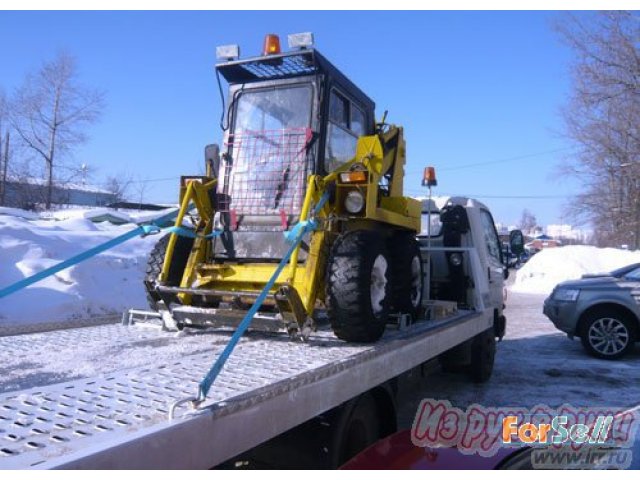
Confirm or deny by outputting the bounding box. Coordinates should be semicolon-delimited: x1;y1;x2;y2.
144;233;193;310
327;230;390;342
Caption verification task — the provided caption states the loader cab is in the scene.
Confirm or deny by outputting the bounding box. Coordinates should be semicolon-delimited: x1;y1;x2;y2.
214;36;375;260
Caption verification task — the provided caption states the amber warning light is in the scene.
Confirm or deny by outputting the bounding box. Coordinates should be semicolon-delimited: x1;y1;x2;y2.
263;34;281;56
422;167;437;187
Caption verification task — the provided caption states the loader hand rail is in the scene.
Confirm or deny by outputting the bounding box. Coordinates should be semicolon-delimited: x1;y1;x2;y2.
183;191;330;413
0;208;184;301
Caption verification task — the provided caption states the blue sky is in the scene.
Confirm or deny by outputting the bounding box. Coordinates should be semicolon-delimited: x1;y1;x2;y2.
0;10;580;226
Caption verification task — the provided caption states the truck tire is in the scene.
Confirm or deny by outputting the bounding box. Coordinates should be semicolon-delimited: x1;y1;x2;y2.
468;328;496;383
332;393;381;466
389;232;424;320
145;233;194;310
327;230;390;342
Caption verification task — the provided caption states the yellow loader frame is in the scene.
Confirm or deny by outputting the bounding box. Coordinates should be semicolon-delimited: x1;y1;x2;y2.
158;126;421;333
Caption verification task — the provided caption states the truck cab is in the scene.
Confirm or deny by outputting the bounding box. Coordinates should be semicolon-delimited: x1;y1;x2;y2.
418;196;516;339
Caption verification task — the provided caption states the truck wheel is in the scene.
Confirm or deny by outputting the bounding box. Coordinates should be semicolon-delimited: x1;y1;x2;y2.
580;311;636;360
144;233;193;310
332;394;381;466
327;230;390;342
389;232;424;320
468;328;496;383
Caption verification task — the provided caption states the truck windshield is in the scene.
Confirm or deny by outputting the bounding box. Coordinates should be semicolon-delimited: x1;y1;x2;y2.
419;213;442;236
234;85;312;133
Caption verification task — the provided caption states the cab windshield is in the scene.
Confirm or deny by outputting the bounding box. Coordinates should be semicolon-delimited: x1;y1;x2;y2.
234;85;312;133
222;84;313;216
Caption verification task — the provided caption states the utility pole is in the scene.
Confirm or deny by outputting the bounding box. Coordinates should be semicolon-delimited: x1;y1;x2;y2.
0;130;8;207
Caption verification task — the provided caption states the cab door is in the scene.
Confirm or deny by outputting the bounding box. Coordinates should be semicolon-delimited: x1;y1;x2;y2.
478;209;506;309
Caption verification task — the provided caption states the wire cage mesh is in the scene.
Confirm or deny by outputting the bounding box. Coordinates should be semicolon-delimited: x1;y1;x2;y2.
218;128;313;220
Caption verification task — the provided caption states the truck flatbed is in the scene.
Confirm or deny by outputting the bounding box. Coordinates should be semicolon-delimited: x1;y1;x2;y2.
0;308;490;469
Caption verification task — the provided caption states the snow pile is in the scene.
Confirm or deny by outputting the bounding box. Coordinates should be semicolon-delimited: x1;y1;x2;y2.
0;206;41;220
512;245;640;295
0;212;162;328
44;206;177;224
45;208;132;223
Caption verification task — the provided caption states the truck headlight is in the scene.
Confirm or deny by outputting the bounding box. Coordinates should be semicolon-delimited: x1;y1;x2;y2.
553;288;580;302
345;190;364;213
449;252;463;267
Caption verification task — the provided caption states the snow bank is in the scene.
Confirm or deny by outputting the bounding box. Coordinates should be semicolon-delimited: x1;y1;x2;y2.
0;207;41;220
45;207;177;224
512;245;640;295
0;213;160;328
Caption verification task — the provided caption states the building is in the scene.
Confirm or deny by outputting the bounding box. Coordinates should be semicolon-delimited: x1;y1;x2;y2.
526;234;562;252
1;178;116;210
545;224;589;243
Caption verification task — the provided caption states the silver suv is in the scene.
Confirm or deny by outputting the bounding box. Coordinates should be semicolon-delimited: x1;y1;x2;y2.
543;264;640;359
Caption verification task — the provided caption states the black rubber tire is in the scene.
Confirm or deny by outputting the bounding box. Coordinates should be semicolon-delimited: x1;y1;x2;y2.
580;310;636;360
468;328;496;383
144;233;194;310
326;230;390;342
333;394;381;466
389;232;424;320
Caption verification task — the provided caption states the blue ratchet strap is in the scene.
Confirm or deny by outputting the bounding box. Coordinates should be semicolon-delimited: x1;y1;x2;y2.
195;192;329;404
0;217;175;300
166;226;223;239
283;219;317;245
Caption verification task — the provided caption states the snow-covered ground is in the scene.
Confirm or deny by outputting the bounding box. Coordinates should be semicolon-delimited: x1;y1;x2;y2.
0;207;167;331
512;245;640;295
397;285;640;427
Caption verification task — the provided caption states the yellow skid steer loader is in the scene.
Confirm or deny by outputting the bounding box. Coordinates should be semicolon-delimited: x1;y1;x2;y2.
145;33;422;342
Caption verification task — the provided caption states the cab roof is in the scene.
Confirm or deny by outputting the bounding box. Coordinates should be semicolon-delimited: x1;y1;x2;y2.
414;196;491;213
216;48;375;113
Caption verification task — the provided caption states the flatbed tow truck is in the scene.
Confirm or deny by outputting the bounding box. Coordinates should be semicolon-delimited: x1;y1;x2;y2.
0;33;524;469
0;195;522;469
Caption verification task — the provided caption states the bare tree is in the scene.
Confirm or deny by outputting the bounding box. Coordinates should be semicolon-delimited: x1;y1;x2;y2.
518;209;538;235
105;173;134;204
132;176;150;209
557;12;640;248
9;52;105;209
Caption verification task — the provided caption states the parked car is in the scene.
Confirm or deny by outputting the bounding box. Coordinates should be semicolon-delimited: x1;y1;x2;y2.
342;425;640;469
582;263;640;279
518;251;531;264
501;244;519;268
543;264;640;359
341;429;514;469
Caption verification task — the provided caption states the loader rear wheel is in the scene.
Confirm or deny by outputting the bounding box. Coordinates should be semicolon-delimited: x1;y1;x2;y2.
389;232;424;320
144;233;193;310
327;230;390;342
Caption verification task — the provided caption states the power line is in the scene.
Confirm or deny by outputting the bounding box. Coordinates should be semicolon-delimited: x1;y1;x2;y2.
451;194;568;199
406;146;574;174
404;190;570;200
92;176;178;189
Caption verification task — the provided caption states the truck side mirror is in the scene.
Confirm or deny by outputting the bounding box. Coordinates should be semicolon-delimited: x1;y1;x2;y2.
205;144;221;178
509;229;525;256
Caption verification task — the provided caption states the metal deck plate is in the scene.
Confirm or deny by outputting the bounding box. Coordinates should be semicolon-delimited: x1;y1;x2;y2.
0;311;486;469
